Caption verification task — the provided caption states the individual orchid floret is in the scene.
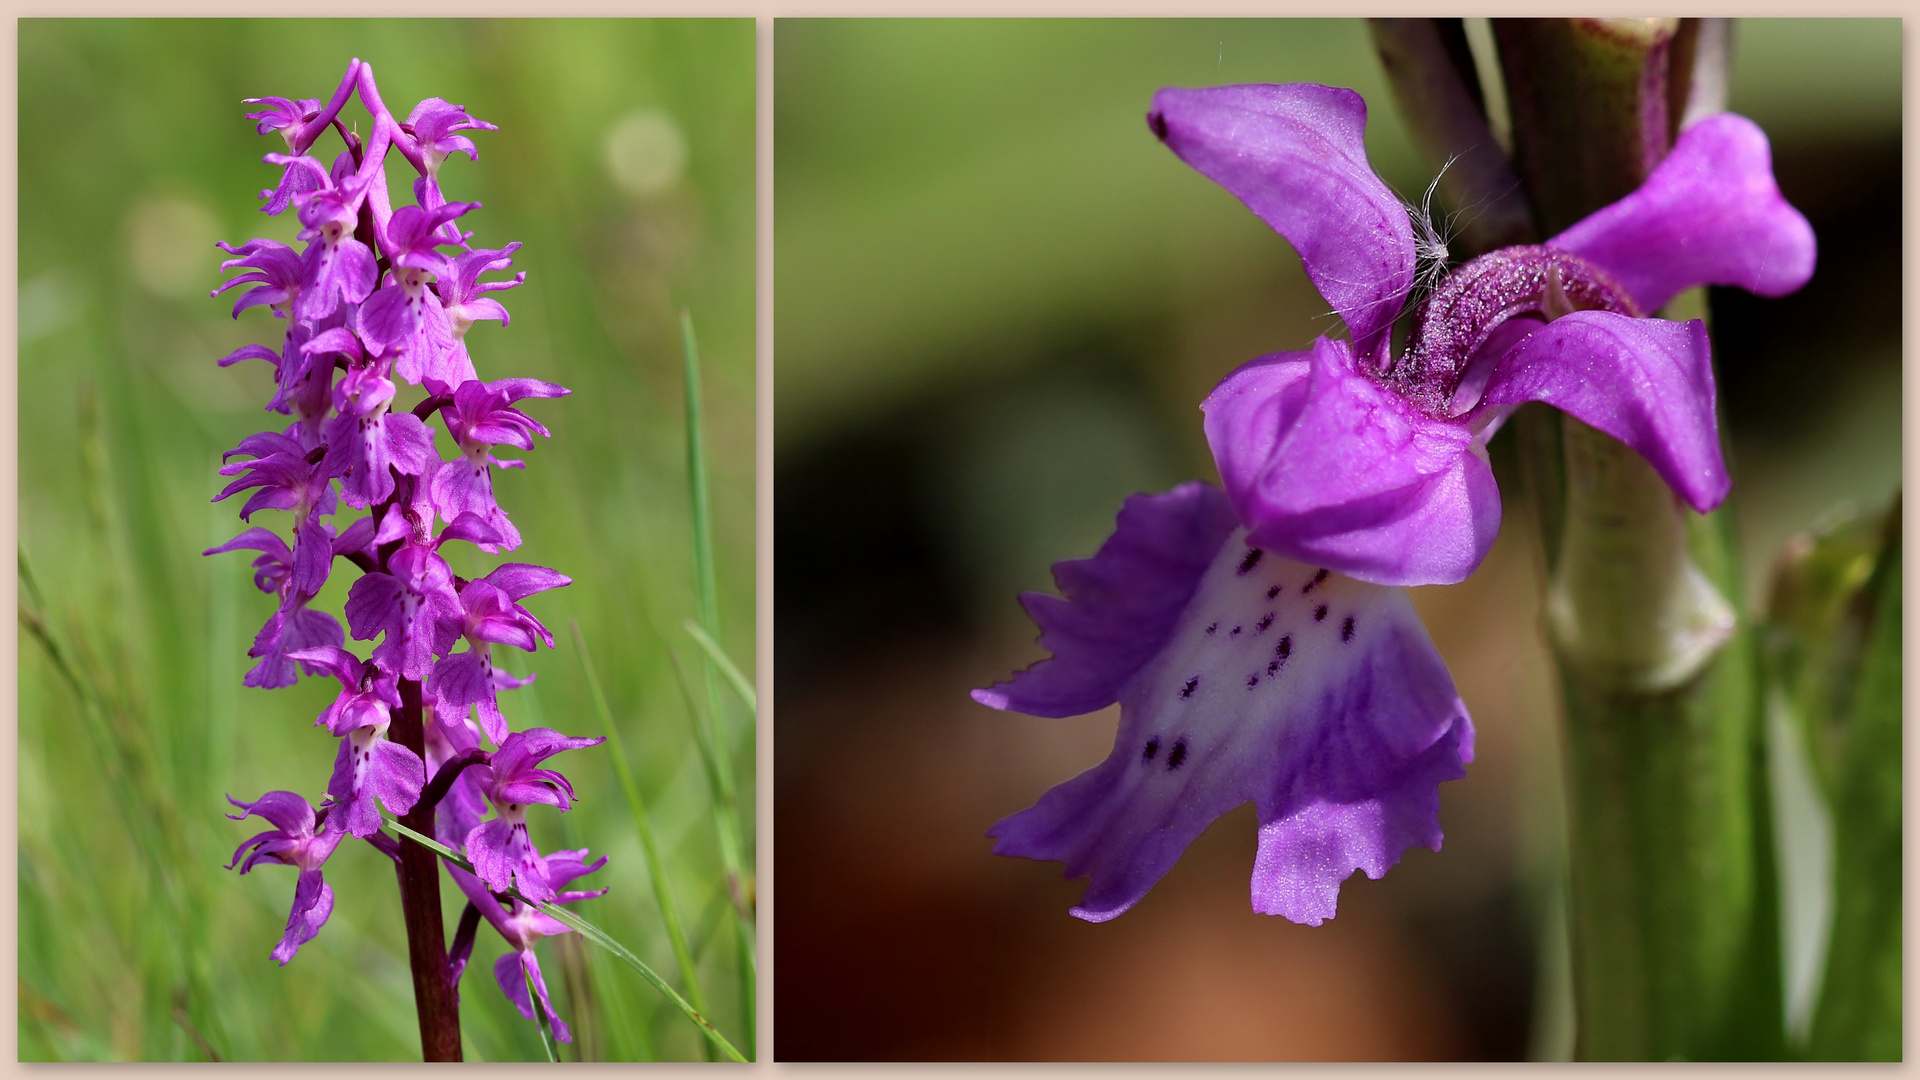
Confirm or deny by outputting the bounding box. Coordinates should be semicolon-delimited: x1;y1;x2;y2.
1150;84;1816;586
211;238;306;319
271;153;378;321
243;600;346;691
406;98;498;179
430;378;570;550
322;370;436;509
205;524;349;689
215;428;336;526
345;504;504;681
222;321;342;453
975;482;1472;926
464;729;605;904
289;644;403;736
205;523;338;685
323;714;426;839
436;242;525;338
427;564;570;744
446;849;607;1043
226;791;345;964
361;201;481;386
245;96;321;144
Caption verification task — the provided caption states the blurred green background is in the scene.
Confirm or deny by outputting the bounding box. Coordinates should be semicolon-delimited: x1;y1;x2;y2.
774;19;1900;1060
19;19;755;1062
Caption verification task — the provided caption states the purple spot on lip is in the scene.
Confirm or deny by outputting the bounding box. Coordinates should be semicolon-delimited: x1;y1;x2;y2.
1314;604;1329;622
1179;677;1199;699
1236;548;1264;575
1142;737;1160;762
1341;615;1356;642
1167;739;1188;769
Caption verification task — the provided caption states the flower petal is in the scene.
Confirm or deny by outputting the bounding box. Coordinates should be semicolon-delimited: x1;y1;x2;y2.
1149;84;1415;361
989;519;1470;924
972;482;1238;718
272;870;333;965
1203;337;1499;586
1480;311;1727;512
1550;113;1816;313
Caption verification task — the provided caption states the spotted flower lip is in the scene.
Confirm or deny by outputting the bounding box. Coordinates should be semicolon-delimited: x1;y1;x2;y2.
1150;83;1816;586
976;482;1471;926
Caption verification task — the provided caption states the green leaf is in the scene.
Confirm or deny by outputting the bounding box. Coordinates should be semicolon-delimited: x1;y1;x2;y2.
382;819;750;1063
523;963;559;1062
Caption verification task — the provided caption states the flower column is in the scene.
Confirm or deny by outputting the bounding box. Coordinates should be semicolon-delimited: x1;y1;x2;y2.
1493;19;1784;1060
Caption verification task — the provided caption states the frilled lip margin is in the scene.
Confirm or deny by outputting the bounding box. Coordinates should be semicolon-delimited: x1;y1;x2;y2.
975;482;1473;926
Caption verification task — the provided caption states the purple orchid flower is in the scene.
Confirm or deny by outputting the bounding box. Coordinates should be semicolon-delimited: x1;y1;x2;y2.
226;791;345;964
322;369;437;509
360;201;479;386
204;521;345;686
428;563;568;744
289;644;403;736
323;716;426;839
270;152;378;322
436;242;524;338
446;849;606;1043
344;502;502;682
214;428;336;525
215;67;590;1035
245;96;321;145
976;482;1470;925
429;377;570;551
290;647;425;840
211;238;305;319
405;98;498;178
1149;83;1816;586
463;729;605;904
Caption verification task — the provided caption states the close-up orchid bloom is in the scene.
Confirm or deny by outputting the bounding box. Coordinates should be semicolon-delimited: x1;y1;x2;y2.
975;78;1815;929
1154;83;1813;587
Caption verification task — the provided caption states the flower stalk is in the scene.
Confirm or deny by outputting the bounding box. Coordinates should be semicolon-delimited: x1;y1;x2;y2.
1491;18;1784;1060
392;680;461;1061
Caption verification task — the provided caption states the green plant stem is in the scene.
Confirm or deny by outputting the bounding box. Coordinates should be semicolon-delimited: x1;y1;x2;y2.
1493;18;1783;1060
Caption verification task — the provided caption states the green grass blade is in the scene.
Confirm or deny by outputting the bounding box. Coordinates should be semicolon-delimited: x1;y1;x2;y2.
683;619;756;714
524;964;559;1062
567;620;715;1059
682;308;756;1058
383;819;748;1064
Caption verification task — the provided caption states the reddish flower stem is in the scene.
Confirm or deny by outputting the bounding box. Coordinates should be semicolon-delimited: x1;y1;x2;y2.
391;677;464;1061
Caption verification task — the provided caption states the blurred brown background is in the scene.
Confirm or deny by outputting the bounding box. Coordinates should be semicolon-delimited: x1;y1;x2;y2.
773;19;1901;1061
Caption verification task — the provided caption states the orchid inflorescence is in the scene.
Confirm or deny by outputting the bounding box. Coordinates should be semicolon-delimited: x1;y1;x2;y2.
210;58;604;1042
976;81;1813;925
